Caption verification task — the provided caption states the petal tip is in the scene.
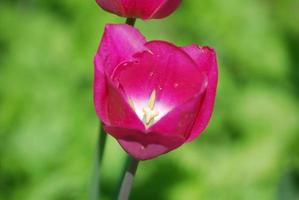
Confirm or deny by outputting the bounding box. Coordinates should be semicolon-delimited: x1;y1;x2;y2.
118;139;170;160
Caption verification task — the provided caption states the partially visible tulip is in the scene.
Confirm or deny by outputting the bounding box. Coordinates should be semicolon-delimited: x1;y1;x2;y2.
95;0;182;20
94;24;218;160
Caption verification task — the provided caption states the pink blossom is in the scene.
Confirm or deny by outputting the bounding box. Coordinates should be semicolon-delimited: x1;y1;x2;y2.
95;0;181;20
94;24;218;160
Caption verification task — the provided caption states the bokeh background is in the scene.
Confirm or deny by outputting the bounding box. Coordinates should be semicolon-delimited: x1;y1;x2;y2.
1;0;299;199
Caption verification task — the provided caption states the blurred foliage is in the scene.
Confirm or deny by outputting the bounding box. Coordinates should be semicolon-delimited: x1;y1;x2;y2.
0;0;299;199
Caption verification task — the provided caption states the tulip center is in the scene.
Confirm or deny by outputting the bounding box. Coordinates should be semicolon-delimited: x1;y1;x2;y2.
128;90;159;128
142;90;159;127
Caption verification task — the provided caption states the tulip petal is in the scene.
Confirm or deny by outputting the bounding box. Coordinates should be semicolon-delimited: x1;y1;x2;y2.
120;0;161;19
149;86;207;139
182;45;218;141
107;84;207;160
96;0;125;17
120;0;181;19
111;41;206;121
149;0;182;19
94;24;147;123
97;0;181;19
105;126;185;160
182;45;217;73
95;24;147;76
106;77;145;129
94;69;145;129
93;55;109;124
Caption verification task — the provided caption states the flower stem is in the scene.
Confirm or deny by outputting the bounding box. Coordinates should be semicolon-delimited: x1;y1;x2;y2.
89;123;107;200
98;124;107;165
113;17;138;200
116;156;139;200
126;18;136;26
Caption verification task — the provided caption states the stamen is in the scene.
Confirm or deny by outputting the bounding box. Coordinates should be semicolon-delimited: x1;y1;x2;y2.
127;90;160;127
128;96;135;111
142;107;159;126
142;90;159;127
148;90;156;110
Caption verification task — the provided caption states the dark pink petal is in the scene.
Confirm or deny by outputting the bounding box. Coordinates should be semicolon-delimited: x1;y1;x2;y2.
93;55;109;124
96;0;181;20
120;0;162;19
94;59;145;128
95;24;147;76
96;0;125;16
104;79;208;160
105;77;145;129
111;41;205;120
182;45;218;141
123;0;182;19
94;24;147;123
149;85;207;139
104;126;185;160
149;0;182;19
182;45;216;73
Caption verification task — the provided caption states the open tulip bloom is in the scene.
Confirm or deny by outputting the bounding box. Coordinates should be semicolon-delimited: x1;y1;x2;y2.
94;24;218;160
96;0;181;20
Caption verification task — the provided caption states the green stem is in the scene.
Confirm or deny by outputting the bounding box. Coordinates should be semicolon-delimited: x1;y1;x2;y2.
89;122;107;200
126;18;136;26
115;156;139;200
98;125;107;165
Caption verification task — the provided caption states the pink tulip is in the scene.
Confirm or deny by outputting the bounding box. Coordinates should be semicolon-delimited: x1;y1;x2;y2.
95;0;182;20
94;24;218;160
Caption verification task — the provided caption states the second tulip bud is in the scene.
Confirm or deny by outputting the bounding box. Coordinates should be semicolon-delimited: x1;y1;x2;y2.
96;0;182;20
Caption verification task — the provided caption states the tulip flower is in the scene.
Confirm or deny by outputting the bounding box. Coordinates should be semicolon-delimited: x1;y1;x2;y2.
94;24;218;160
95;0;182;20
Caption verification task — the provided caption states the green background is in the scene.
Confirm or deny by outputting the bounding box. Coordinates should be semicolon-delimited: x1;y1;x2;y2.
1;0;299;199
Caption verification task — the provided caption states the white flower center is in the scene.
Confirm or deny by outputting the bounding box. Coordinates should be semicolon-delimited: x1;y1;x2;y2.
128;90;160;128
